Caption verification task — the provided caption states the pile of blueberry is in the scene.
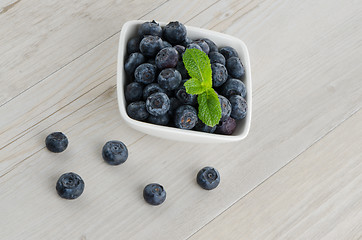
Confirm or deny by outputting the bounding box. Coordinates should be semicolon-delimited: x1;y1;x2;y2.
46;132;220;205
124;20;247;134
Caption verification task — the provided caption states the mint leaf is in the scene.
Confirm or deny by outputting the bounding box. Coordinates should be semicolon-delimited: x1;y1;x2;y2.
184;78;206;95
197;88;222;127
182;49;212;88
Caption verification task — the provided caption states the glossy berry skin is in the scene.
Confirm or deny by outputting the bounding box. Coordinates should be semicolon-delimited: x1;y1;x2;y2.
56;172;84;199
155;47;179;69
219;46;239;59
203;38;218;53
147;114;170;126
158;68;182;91
196;167;220;190
127;101;149;121
127;37;140;54
175;83;197;105
143;183;166;206
187;43;203;51
139;35;163;57
138;20;163;37
134;63;156;84
193;39;210;55
221;78;246;98
219;95;232;122
124;52;145;76
216;117;237;135
146;92;170;116
143;83;166;100
174;105;198;129
102;140;128;165
194;121;217;133
125;82;143;102
174;45;186;58
161;41;172;49
45;132;68;153
181;37;193;47
163;21;187;45
211;63;228;87
229;95;247;120
209;51;226;65
226;57;245;79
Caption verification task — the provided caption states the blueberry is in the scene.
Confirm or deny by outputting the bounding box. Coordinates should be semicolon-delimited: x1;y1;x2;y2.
168;97;182;117
226;57;245;79
209;52;226;65
221;78;246;98
187;43;203;51
158;68;182;91
175;82;197;105
176;61;189;79
139;35;163;58
102;140;128;165
211;63;228;87
124;52;145;76
45;132;68;153
146;58;156;65
173;45;186;58
143;183;166;206
146;92;170;116
163;21;187;45
181;37;193;47
134;63;156;84
193;39;210;55
216;116;237;135
155;47;179;69
127;37;141;54
161;41;172;49
138;20;163;38
219;46;239;59
219;95;232;122
143;83;166;100
127;101;149;121
196;167;220;190
125;82;143;102
202;38;218;53
147;114;170;126
194;121;217;133
174;105;198;129
229;95;247;120
56;172;84;199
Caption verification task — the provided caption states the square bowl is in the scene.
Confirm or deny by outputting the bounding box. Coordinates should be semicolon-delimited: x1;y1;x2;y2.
117;20;252;143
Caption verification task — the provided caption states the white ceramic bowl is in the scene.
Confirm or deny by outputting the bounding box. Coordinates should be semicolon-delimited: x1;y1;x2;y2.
117;20;252;143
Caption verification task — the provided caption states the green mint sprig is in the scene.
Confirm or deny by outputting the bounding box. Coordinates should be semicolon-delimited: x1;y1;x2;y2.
182;48;221;127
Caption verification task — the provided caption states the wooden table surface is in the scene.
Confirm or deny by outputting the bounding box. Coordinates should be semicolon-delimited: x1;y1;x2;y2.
1;0;361;239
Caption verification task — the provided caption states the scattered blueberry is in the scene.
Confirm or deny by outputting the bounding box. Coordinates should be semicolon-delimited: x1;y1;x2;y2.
143;83;166;100
196;167;220;190
148;114;170;126
134;63;156;84
229;95;247;120
45;132;68;153
125;82;143;102
155;47;179;69
56;172;84;199
146;92;170;116
174;105;198;129
219;46;238;59
139;35;163;57
216;116;237;135
203;38;218;53
143;183;166;206
163;21;187;45
127;37;141;54
127;101;149;121
102;140;128;165
124;52;145;76
221;78;246;98
158;68;182;90
211;63;228;87
193;39;210;55
209;51;226;65
226;57;245;79
138;20;163;37
219;95;232;122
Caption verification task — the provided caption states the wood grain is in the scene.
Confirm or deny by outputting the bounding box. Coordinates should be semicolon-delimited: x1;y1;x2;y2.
189;110;362;240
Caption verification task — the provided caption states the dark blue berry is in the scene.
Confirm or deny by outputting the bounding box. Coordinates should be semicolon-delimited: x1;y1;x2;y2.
146;92;170;116
219;95;231;122
56;172;84;199
139;35;163;57
158;68;182;90
194;39;210;55
216;117;237;135
174;105;198;129
209;51;226;65
125;82;143;102
143;183;166;206
138;20;162;38
181;37;193;47
175;82;197;105
102;140;128;165
134;63;156;84
155;47;179;69
124;52;145;76
127;37;141;54
226;57;245;79
187;43;203;51
45;132;68;153
163;21;187;45
161;41;172;49
176;61;189;79
219;46;238;59
174;45;186;58
229;95;247;120
221;78;246;98
147;114;170;126
194;121;217;133
197;167;220;190
202;38;218;53
168;97;182;117
211;63;228;87
127;101;149;121
143;83;166;100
